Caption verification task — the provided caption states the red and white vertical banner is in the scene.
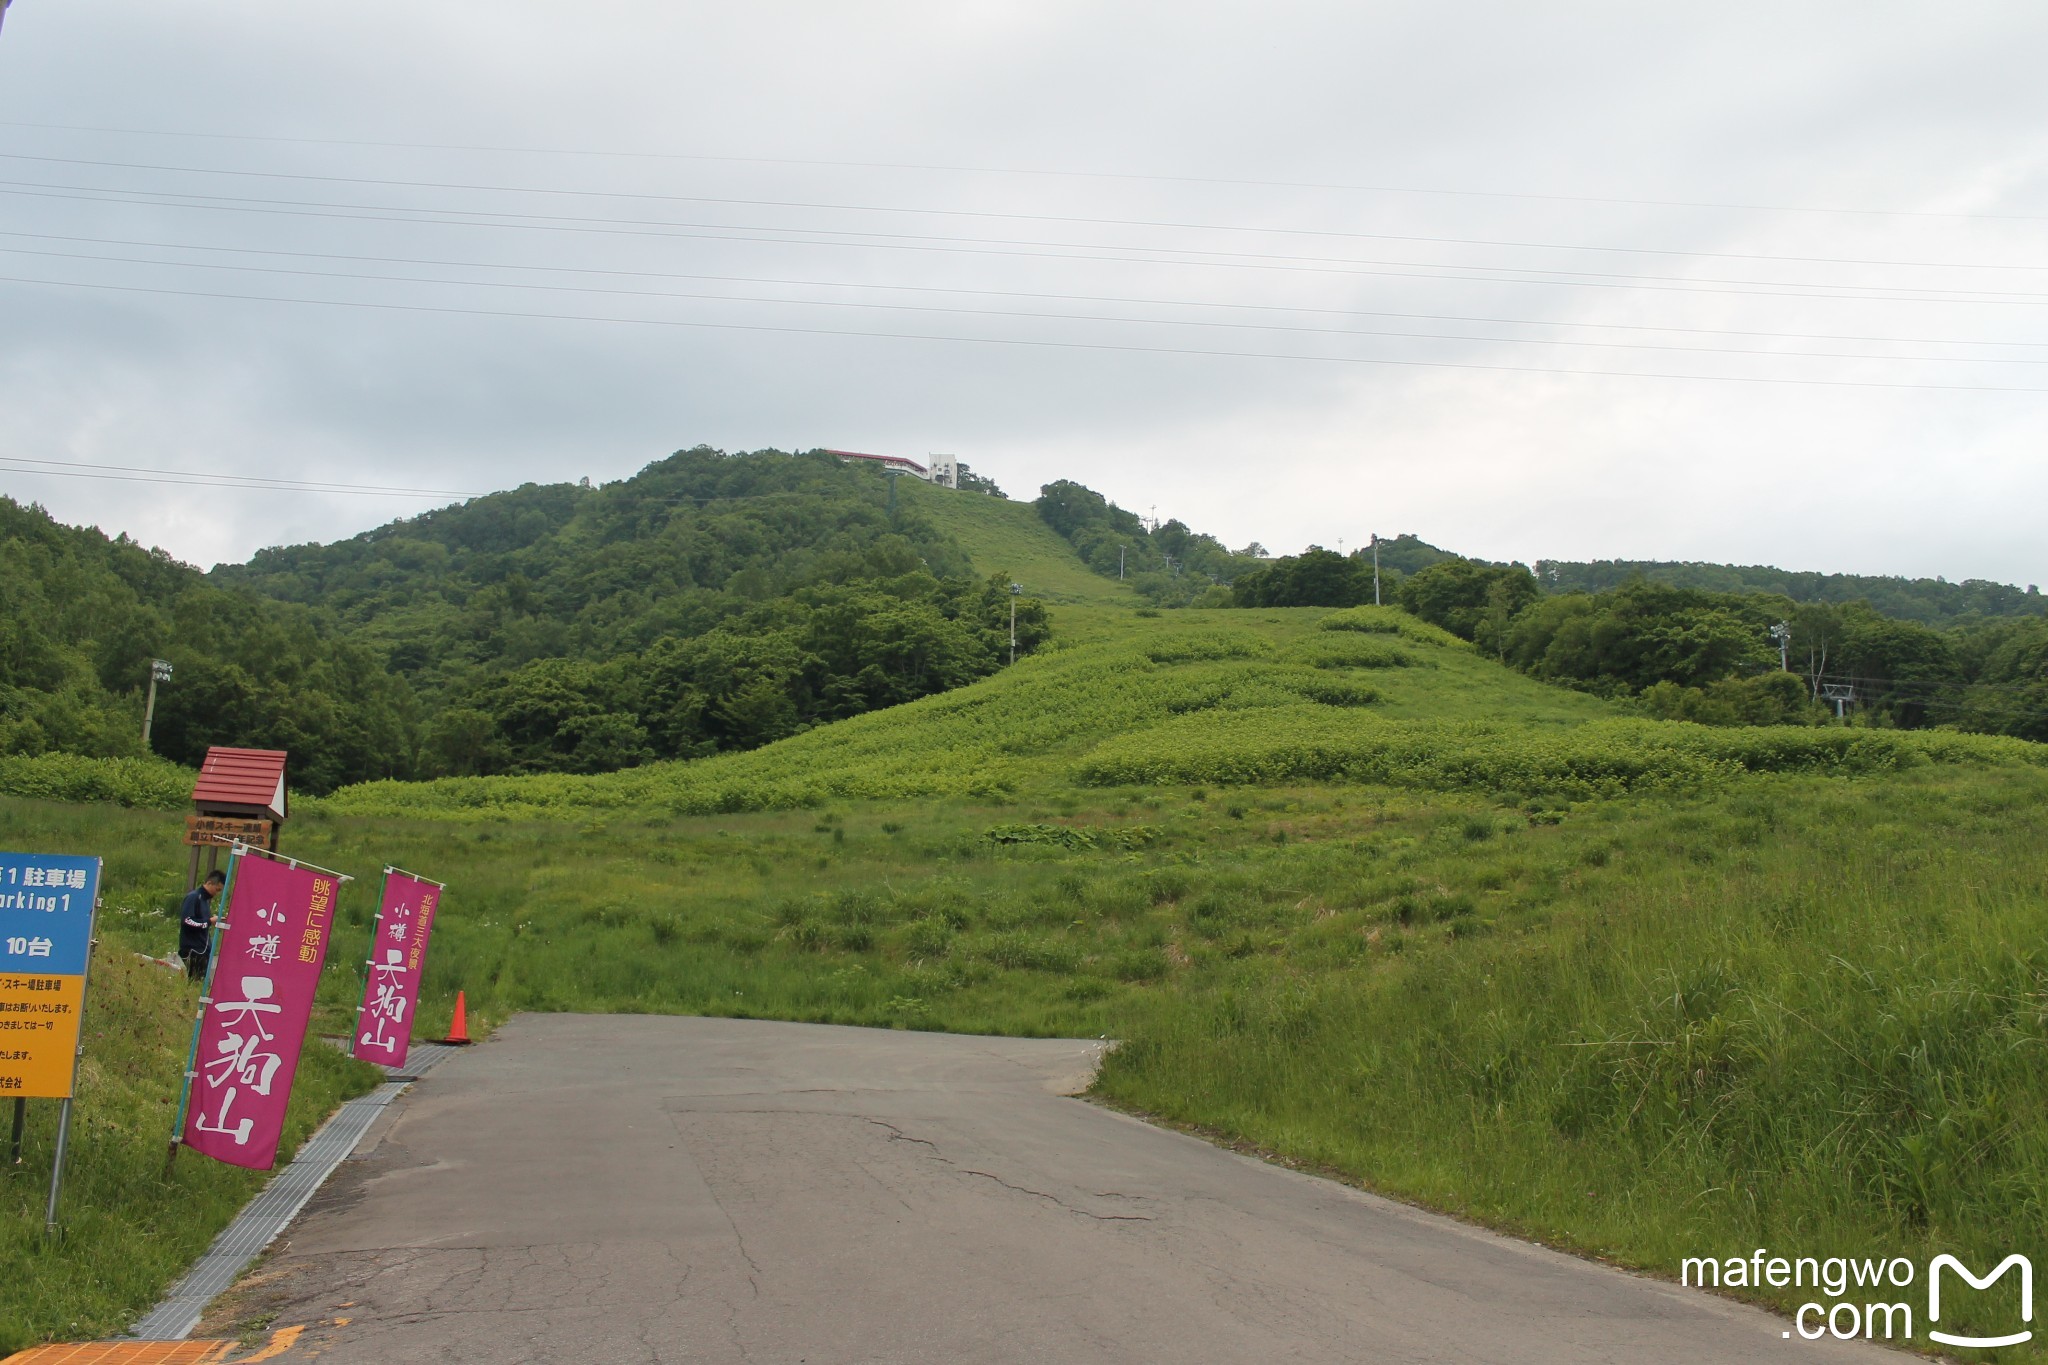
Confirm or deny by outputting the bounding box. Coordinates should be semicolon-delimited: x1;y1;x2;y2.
182;853;342;1170
352;869;443;1069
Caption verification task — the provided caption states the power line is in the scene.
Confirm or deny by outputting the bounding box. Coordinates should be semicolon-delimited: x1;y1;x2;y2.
6;270;2047;394
8;242;2042;368
0;453;935;510
9;179;2048;307
0;455;480;498
5;151;2045;275
12;227;2047;350
1810;670;2048;697
5;118;2044;224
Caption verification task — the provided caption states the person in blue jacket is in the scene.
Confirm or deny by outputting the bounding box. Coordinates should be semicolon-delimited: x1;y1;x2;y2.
178;870;226;980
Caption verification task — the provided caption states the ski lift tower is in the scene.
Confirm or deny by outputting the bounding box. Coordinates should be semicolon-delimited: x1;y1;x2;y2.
1769;622;1792;671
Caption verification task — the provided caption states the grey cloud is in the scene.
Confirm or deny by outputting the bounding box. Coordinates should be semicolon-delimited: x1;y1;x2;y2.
0;0;2042;585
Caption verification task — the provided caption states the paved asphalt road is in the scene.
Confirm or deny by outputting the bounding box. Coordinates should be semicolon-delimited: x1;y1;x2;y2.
214;1014;1893;1363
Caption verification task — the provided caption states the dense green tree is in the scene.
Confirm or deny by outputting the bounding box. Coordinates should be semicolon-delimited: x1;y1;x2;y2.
1639;673;1826;726
1831;609;1962;728
1535;558;2045;628
1954;619;2048;741
1232;548;1370;608
1501;583;1775;692
1034;480;1260;605
954;463;1005;496
412;573;1045;777
1397;559;1539;652
423;707;502;777
0;497;418;791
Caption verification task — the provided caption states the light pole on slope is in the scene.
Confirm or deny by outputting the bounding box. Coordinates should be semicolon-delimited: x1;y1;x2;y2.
142;658;173;748
1009;583;1022;665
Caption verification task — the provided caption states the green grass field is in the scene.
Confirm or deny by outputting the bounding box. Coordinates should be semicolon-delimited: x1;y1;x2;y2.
8;756;2045;1352
3;489;2044;1355
0;829;378;1352
900;476;1141;608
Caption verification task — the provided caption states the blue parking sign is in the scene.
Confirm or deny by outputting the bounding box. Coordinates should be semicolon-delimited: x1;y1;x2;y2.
0;852;99;975
1;851;101;1102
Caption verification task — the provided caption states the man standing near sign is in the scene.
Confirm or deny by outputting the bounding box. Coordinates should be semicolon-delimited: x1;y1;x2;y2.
178;871;224;980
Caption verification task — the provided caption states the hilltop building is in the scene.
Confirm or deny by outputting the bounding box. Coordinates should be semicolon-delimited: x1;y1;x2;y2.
826;449;959;489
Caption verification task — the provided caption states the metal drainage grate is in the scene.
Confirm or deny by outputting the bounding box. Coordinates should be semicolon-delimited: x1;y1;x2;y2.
129;1045;460;1341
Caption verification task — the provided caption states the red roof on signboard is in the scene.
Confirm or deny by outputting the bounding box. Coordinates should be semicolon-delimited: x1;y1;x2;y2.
192;747;288;821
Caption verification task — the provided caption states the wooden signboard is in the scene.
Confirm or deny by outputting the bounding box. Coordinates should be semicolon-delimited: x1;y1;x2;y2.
184;815;274;848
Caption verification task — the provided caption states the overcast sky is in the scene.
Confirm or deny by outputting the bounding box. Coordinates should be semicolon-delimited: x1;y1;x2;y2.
2;2;2045;586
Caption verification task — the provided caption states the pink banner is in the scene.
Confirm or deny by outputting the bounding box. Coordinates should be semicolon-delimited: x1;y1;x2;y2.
183;855;339;1170
351;871;441;1069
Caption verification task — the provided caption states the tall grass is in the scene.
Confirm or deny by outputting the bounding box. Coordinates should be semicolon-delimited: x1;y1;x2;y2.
6;601;2046;1352
318;608;1613;819
0;954;377;1352
1095;768;2048;1357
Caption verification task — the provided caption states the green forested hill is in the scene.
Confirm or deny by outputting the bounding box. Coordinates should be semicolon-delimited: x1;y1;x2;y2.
10;447;2047;791
210;448;1053;779
212;447;980;675
1215;537;2048;741
1534;557;2045;627
2;449;1063;790
0;497;414;792
320;603;2044;822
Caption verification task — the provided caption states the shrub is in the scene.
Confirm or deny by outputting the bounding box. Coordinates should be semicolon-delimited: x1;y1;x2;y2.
1075;713;2047;798
1294;639;1419;670
1285;676;1380;707
1108;947;1170;981
977;931;1079;972
1318;605;1470;648
903;919;955;958
0;752;192;810
985;822;1095;849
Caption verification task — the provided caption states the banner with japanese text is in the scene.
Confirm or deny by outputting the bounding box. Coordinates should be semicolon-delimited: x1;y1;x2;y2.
0;852;100;1099
182;854;338;1169
352;871;441;1069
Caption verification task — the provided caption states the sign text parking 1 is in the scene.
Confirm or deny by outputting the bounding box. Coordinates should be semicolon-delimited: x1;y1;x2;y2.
0;852;100;1099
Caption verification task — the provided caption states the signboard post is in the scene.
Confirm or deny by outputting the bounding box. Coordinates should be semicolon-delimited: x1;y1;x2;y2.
0;850;103;1231
168;845;348;1172
185;747;288;894
352;868;445;1070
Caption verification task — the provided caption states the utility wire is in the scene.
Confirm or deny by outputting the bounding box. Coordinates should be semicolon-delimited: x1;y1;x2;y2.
5;118;2044;224
0;455;480;498
9;242;2040;367
1810;670;2048;696
4;151;2043;275
8;270;2048;393
6;227;2046;350
8;180;2048;307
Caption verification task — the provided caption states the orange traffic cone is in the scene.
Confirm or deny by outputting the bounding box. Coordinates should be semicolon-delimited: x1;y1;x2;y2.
441;990;473;1045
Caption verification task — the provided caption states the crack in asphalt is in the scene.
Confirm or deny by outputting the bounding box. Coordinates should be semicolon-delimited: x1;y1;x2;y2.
866;1117;1156;1222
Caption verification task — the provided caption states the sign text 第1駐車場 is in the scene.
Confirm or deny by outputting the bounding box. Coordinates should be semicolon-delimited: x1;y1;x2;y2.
0;852;101;1099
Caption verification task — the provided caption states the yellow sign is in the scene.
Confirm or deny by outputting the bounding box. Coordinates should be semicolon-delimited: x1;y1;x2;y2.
0;972;86;1098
